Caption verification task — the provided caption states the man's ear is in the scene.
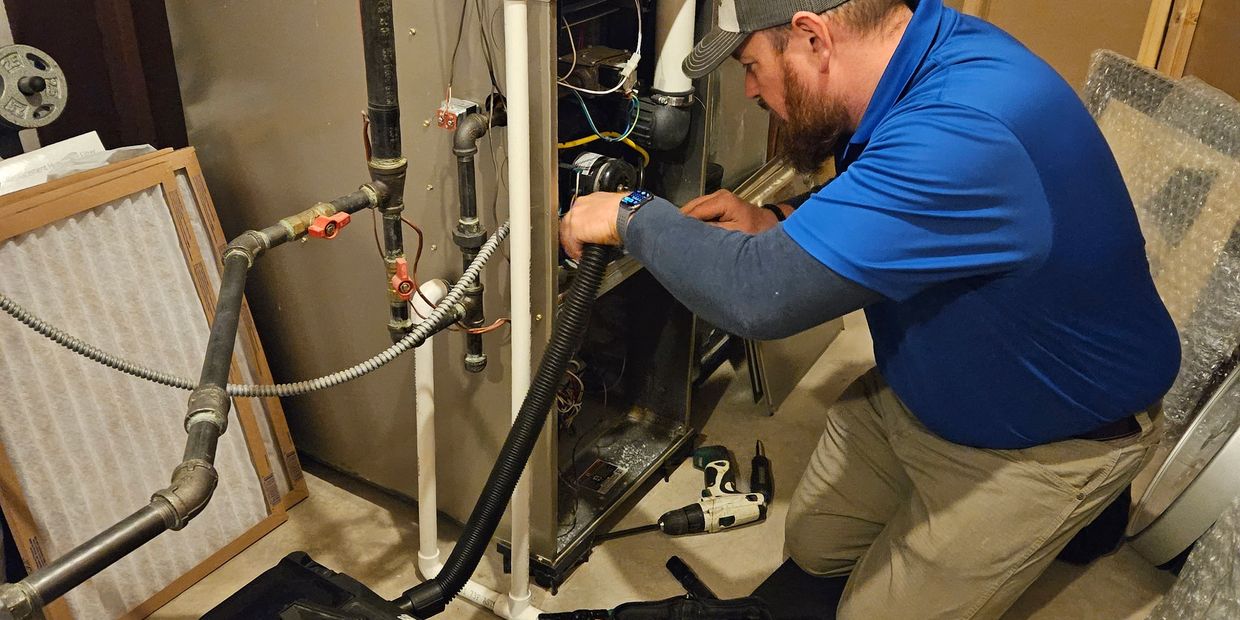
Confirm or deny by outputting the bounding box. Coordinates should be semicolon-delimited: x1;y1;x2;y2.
789;11;833;74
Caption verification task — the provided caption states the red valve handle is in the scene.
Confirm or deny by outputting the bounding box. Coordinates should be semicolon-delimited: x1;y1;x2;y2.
308;212;352;239
391;257;415;301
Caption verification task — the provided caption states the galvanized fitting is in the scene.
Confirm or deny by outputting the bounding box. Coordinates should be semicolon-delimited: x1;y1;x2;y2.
367;157;408;173
223;230;270;266
151;459;219;530
452;112;491;157
184;385;230;434
359;183;383;209
464;352;487;373
0;582;43;620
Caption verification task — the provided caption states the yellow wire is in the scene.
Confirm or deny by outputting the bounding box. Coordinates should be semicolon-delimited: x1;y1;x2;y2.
556;132;650;167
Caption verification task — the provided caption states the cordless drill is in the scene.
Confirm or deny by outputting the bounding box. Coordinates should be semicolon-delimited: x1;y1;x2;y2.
657;445;768;535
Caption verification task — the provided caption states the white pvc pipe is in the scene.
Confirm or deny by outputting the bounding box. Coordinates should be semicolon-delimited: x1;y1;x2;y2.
653;0;695;95
412;280;541;618
414;306;441;577
503;0;535;618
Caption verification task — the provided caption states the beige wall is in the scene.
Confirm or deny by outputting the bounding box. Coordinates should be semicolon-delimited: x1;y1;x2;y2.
1182;0;1240;100
980;0;1151;88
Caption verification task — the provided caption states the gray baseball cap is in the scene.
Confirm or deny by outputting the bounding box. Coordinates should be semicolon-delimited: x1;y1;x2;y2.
683;0;855;78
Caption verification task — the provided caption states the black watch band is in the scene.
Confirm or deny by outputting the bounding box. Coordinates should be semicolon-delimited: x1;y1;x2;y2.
762;204;787;222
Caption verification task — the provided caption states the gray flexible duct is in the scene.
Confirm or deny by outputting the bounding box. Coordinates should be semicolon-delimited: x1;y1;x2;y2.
0;223;510;399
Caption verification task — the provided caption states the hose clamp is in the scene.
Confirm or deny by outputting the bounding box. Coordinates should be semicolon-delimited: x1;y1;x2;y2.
651;92;695;107
184;385;230;434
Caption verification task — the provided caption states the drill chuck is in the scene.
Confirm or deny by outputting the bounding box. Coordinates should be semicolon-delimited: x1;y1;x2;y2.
658;503;705;536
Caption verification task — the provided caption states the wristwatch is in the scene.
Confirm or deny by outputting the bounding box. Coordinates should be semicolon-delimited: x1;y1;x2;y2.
616;189;654;244
761;203;787;222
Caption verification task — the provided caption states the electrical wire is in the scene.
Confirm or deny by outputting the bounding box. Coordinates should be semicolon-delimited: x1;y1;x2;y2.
473;0;504;96
557;16;578;81
444;0;471;103
572;92;641;143
0;224;512;398
556;0;642;95
557;132;650;167
465;317;510;335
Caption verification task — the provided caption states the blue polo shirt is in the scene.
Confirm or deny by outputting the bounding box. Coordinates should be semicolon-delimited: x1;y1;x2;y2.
783;0;1180;448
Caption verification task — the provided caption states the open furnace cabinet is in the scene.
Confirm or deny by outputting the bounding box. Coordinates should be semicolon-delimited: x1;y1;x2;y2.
494;0;835;589
167;0;835;596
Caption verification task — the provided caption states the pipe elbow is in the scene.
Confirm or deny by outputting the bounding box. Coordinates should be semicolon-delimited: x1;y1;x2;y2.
452;113;491;156
633;98;692;151
223;230;270;264
152;460;219;531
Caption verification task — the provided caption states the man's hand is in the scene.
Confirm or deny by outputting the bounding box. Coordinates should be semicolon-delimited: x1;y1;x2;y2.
559;191;625;260
681;190;787;234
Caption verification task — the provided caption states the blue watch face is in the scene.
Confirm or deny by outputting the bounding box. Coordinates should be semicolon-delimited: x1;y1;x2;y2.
620;190;652;207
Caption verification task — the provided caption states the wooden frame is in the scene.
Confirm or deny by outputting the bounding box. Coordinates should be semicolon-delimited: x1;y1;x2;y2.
1155;0;1206;77
1138;0;1177;67
0;148;309;509
0;149;307;618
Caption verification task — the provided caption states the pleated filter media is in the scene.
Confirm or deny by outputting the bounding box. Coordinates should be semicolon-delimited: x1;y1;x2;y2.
1084;51;1240;618
0;186;270;617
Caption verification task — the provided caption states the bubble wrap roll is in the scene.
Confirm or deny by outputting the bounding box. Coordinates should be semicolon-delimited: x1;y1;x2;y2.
1083;50;1240;620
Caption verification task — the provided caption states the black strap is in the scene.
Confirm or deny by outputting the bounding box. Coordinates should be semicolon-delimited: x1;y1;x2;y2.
761;204;786;222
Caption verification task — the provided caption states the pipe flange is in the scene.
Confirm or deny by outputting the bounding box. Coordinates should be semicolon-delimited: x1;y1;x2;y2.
0;582;43;620
152;459;219;530
184;385;230;434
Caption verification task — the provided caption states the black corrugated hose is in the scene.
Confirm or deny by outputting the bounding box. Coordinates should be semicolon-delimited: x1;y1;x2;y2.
396;244;611;617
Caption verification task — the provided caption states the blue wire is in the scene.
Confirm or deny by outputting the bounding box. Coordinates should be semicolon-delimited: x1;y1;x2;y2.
573;92;639;142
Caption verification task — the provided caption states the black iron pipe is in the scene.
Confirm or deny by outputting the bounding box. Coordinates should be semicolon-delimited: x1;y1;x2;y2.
452;113;491;372
397;245;612;617
360;0;401;161
183;420;221;463
23;504;171;606
361;0;411;340
197;254;249;388
331;188;380;215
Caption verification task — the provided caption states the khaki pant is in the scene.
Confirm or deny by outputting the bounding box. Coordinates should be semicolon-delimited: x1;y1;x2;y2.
785;369;1158;619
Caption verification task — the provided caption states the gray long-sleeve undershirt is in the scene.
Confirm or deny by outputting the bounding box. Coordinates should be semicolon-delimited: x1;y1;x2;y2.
622;197;883;340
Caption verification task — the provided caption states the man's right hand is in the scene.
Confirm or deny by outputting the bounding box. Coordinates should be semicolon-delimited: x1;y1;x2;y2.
681;190;788;234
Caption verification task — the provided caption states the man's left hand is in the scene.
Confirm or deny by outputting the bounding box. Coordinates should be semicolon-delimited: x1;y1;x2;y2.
559;191;626;260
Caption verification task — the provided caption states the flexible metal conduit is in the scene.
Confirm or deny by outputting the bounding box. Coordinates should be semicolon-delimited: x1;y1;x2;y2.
397;245;611;618
0;194;383;619
0;224;510;399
